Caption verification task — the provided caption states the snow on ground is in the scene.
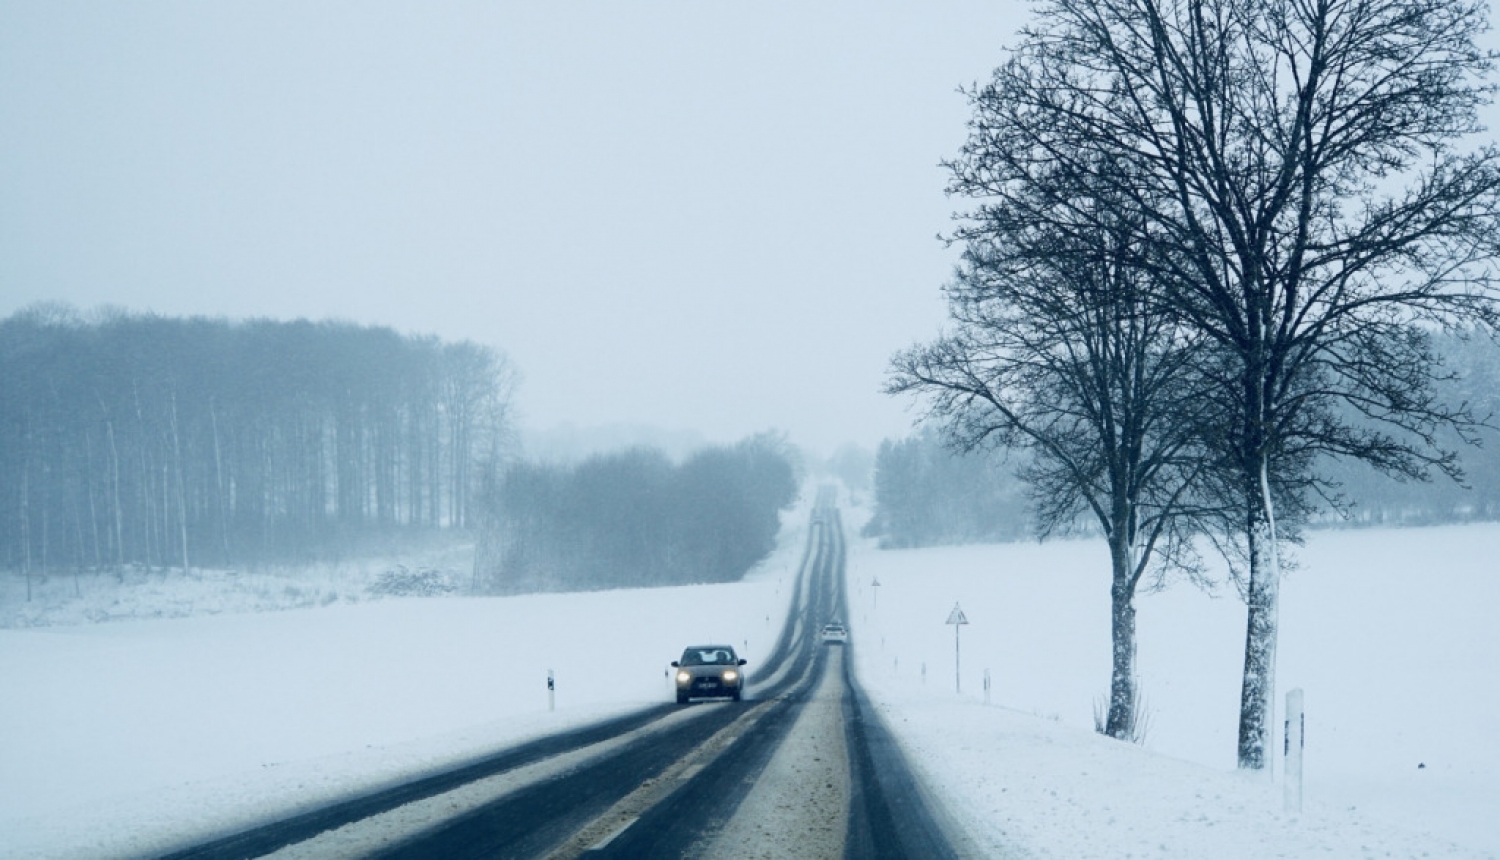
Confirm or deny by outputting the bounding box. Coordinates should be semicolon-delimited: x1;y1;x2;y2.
846;520;1500;858
0;503;813;860
2;499;1497;858
0;538;476;629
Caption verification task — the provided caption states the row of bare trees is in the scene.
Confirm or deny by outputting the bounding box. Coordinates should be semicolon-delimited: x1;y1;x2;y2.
892;0;1500;769
0;306;516;593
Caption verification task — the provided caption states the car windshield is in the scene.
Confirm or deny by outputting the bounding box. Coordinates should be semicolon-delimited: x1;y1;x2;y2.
680;648;735;666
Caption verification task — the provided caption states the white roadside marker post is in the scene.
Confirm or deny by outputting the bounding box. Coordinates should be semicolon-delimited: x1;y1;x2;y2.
946;602;969;695
984;668;992;705
548;669;556;712
1284;688;1304;813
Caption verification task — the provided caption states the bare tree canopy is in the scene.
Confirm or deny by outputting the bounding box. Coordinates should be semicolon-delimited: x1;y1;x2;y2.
891;165;1216;739
943;0;1500;767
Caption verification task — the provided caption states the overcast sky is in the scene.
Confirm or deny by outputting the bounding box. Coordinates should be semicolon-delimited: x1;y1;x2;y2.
1;2;1034;455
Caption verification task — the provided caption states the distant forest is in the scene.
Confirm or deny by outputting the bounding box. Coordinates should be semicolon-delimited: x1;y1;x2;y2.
862;429;1029;548
0;306;515;583
1313;335;1500;525
867;334;1500;549
474;435;800;593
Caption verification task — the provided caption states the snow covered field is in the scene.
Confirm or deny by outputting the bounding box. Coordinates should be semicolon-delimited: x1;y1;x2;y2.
846;521;1500;858
2;506;1496;858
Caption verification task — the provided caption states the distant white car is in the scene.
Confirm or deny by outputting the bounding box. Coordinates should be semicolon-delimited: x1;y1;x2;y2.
820;621;848;644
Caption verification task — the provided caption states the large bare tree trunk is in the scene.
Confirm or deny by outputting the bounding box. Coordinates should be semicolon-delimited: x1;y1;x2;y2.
1103;495;1141;739
1237;456;1281;771
1106;575;1138;739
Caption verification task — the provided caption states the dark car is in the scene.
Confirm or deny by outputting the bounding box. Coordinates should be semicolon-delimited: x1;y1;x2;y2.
672;644;747;703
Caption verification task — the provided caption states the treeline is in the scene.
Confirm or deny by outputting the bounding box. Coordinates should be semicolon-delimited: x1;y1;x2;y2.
474;434;800;593
0;305;515;586
867;334;1500;550
862;430;1028;548
1314;332;1500;525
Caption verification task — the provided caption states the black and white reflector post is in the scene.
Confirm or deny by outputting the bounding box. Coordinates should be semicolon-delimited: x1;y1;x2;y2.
1284;687;1304;813
548;669;556;712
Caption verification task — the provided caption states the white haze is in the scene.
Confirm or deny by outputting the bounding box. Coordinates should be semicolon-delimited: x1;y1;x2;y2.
0;1;1036;455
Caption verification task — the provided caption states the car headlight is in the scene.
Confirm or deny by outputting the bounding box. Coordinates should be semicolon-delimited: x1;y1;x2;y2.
676;671;692;684
722;670;738;682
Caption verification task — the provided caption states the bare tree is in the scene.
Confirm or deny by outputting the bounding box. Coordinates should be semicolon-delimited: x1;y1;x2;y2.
891;186;1212;740
957;0;1500;767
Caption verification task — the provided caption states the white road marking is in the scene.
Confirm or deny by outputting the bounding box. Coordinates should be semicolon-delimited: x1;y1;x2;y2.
586;816;638;851
259;708;709;859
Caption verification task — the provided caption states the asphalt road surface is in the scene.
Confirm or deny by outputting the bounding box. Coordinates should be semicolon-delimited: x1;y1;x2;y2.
164;489;968;859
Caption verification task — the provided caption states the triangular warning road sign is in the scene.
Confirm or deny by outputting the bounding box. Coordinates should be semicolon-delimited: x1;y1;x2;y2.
946;603;969;625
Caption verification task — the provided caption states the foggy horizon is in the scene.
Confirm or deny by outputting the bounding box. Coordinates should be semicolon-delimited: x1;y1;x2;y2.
0;2;1032;455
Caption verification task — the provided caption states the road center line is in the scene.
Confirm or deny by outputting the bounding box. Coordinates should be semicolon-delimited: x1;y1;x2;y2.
585;816;638;851
258;707;709;859
545;698;781;860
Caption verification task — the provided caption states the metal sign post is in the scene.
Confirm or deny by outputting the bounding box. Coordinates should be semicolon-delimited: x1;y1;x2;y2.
946;603;969;694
